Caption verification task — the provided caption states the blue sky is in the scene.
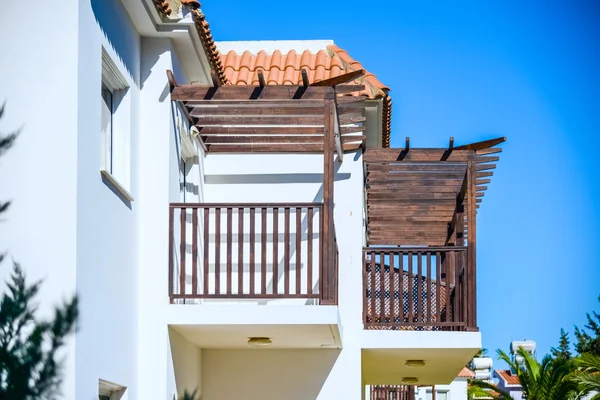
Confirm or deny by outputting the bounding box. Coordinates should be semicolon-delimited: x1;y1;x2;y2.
203;1;600;363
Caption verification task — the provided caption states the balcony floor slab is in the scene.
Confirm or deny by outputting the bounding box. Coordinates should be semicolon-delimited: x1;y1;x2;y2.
166;304;341;349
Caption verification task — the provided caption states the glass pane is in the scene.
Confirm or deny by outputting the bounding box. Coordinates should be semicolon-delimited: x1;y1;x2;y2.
101;83;113;172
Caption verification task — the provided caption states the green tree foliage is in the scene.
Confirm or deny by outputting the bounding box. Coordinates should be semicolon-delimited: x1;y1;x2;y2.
551;328;572;361
0;103;79;399
469;348;589;400
574;296;600;357
573;353;600;400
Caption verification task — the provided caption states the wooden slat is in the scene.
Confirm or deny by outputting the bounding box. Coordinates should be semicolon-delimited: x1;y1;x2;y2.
238;207;244;295
296;208;302;295
192;207;198;295
189;105;361;116
198;126;366;135
168;207;174;301
436;252;441;324
390;251;396;325
408;252;414;323
261;207;267;294
417;252;423;323
203;208;209;296
307;207;314;295
284;207;290;295
311;69;366;86
453;136;506;151
379;251;385;323
249;208;255;295
370;250;376;324
273;207;279;295
207;142;362;153
215;208;221;295
427;252;432;324
366;162;467;172
226;208;233;295
180;207;186;296
171;84;366;101
205;134;366;145
364;149;474;162
193;113;365;126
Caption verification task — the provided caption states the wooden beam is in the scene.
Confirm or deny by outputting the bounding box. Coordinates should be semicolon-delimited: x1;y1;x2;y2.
188;106;361;117
364;149;474;162
191;113;365;126
197;126;366;136
322;88;335;304
206;142;362;153
204;135;366;145
257;70;266;87
166;69;179;91
311;69;366;86
454;136;506;151
210;70;221;87
467;159;478;329
171;84;366;101
301;69;310;87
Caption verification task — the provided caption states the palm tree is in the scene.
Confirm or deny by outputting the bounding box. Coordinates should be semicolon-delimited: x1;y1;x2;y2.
573;353;600;399
469;348;589;400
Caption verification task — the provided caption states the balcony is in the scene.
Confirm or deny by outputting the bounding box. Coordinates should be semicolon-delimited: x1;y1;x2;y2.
168;203;338;305
361;139;504;386
363;246;471;331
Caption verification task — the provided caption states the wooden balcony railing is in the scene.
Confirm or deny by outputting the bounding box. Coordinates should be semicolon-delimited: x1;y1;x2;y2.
370;385;415;400
363;246;475;331
169;203;338;304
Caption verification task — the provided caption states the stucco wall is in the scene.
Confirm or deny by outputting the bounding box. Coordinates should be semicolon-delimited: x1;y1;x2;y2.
202;349;341;400
75;0;141;399
169;328;203;397
0;2;80;399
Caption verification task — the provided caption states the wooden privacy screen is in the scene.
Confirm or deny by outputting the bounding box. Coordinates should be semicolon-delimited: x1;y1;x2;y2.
168;203;338;304
370;385;415;400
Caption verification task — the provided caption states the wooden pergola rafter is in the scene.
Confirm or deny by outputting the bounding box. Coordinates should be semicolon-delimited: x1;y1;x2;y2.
364;137;505;246
167;69;370;155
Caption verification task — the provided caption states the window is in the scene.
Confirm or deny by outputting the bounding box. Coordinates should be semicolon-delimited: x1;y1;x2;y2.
101;48;132;198
426;390;449;400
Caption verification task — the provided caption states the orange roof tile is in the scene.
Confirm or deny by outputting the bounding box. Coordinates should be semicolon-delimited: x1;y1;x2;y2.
495;370;521;385
458;367;476;378
220;45;392;148
153;0;200;17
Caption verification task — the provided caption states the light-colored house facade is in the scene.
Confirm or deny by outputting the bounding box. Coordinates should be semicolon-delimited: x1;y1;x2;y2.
0;1;504;399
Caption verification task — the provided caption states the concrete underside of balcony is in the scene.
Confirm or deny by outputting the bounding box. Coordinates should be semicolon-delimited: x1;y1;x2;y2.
166;304;341;349
361;330;481;385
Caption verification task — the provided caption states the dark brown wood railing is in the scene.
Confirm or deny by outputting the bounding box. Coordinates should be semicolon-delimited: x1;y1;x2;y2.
169;203;337;304
363;246;474;331
370;385;415;400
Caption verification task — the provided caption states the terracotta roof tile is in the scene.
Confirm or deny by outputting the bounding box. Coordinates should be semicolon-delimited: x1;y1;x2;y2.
191;9;228;85
458;367;476;378
220;45;391;147
495;370;521;385
153;0;200;17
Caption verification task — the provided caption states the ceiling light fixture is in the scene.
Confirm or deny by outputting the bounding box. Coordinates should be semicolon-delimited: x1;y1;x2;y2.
402;377;419;384
247;337;272;347
405;360;426;368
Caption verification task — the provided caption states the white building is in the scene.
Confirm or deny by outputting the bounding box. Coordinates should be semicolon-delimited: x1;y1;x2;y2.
0;1;504;399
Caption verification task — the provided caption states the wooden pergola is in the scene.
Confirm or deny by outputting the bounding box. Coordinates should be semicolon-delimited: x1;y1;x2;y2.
363;137;505;330
168;69;371;304
167;69;369;156
364;137;505;246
